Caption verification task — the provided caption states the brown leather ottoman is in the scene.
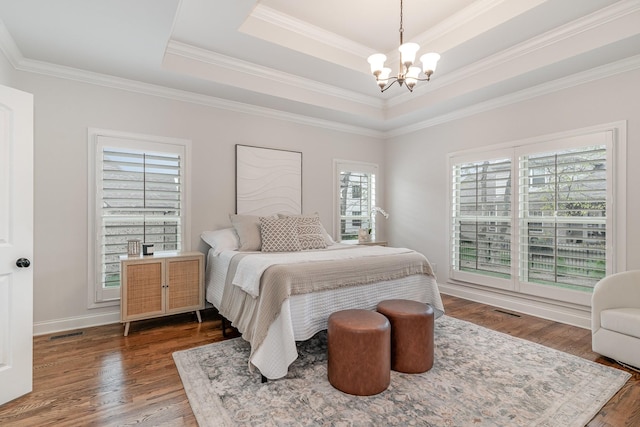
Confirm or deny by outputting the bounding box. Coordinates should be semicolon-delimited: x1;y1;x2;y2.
327;309;390;396
377;299;434;374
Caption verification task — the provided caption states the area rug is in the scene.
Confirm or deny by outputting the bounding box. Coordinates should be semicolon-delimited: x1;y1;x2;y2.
173;316;630;427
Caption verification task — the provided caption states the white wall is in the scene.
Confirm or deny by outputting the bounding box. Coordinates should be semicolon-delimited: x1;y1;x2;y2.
385;67;640;327
10;70;385;333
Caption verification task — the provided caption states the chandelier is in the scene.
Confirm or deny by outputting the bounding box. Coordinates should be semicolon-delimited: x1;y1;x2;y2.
367;0;440;92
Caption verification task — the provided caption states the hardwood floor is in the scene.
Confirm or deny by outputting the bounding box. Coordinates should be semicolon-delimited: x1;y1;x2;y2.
0;295;638;426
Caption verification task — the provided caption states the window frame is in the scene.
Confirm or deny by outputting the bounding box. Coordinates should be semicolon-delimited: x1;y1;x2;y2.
448;122;626;307
87;128;192;308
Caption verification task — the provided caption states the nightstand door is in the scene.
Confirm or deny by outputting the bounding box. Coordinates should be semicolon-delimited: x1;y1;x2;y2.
123;260;164;320
165;256;203;314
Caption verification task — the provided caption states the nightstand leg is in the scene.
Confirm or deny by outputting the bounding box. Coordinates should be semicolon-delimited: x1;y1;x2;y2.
124;322;130;337
196;310;202;323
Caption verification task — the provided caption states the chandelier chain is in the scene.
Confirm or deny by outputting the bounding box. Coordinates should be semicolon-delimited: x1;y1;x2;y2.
399;0;404;43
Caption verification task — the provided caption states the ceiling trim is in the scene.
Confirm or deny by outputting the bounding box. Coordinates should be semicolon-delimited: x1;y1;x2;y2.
0;52;383;139
386;54;640;138
248;5;374;57
1;3;639;141
0;18;22;69
413;0;509;46
165;40;383;108
2;30;639;141
388;0;640;106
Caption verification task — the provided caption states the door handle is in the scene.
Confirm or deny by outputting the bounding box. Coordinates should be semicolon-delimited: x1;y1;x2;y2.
16;258;31;268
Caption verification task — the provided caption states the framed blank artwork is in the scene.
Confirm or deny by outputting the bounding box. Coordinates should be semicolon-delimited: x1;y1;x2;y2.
235;144;302;216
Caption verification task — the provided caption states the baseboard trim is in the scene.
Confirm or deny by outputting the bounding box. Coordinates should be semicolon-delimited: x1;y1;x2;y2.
32;285;591;335
33;311;121;336
439;282;591;329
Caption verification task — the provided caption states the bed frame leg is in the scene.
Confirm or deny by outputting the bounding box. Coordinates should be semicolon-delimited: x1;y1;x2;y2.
221;317;228;338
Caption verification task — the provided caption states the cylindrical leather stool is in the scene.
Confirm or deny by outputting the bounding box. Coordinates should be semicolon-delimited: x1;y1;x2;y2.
327;309;390;396
377;299;434;374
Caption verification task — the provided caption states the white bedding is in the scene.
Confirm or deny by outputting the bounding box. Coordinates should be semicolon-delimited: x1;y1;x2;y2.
205;244;444;379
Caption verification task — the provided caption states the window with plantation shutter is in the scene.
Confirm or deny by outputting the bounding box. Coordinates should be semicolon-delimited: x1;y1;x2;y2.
519;145;607;292
451;157;512;289
449;125;623;307
88;130;190;305
335;161;378;242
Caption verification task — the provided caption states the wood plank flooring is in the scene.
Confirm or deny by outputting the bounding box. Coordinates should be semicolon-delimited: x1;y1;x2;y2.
0;295;638;426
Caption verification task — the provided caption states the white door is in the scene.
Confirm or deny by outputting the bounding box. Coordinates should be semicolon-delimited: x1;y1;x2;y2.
0;84;34;405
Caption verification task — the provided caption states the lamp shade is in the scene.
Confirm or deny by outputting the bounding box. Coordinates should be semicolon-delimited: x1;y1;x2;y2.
405;66;421;89
398;42;420;66
420;52;440;75
377;67;392;88
367;53;387;74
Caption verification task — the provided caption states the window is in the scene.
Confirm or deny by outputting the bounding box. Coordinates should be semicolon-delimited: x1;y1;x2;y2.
519;145;607;293
452;157;512;284
450;124;624;306
335;160;378;242
88;129;190;305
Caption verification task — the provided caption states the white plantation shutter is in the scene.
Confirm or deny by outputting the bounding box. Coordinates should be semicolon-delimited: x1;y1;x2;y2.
335;161;378;242
89;130;189;303
451;156;513;289
519;144;608;292
100;149;182;287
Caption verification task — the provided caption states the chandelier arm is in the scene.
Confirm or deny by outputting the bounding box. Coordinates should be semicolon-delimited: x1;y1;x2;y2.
380;78;400;93
413;76;433;82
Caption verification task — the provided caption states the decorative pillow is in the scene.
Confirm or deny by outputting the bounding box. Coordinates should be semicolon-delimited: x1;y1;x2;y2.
260;216;302;252
279;213;332;248
229;214;264;251
200;228;239;255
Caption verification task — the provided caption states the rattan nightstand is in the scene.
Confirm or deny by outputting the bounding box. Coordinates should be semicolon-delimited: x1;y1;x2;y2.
120;251;204;336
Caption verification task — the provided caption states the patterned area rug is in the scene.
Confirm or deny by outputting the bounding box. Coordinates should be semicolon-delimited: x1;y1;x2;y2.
173;316;630;427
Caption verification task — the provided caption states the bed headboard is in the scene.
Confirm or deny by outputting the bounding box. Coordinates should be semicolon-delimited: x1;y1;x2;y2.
235;144;302;216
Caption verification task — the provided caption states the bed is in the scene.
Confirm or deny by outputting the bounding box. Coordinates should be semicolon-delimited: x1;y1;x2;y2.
202;214;444;380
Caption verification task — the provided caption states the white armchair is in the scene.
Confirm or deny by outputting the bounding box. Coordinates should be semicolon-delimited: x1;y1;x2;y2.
591;270;640;369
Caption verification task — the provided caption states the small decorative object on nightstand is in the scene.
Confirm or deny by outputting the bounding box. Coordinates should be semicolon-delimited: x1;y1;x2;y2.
120;251;204;336
358;228;371;243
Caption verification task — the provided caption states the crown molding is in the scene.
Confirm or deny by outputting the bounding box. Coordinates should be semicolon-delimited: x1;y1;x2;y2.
1;4;638;141
0;17;23;68
388;0;640;107
414;0;509;46
165;40;382;108
0;17;382;138
250;5;374;58
386;54;640;138
4;53;382;138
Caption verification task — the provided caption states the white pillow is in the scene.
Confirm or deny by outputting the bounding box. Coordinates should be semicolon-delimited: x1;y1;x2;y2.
200;228;239;255
229;213;264;251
